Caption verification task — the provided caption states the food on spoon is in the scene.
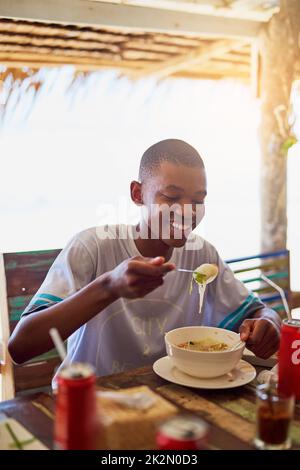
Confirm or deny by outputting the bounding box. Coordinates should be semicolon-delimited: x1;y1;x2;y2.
189;264;218;314
193;272;207;285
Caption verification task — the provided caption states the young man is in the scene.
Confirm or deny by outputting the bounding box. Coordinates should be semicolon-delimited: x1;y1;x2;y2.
9;139;281;376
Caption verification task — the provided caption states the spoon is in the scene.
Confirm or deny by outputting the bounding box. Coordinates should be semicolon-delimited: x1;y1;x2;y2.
193;264;219;284
229;339;245;352
177;264;219;282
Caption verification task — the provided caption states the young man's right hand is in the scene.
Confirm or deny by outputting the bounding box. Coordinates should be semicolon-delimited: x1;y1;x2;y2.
106;256;175;299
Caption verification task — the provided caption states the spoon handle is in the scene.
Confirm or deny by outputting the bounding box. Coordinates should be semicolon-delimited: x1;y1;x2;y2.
231;340;245;351
177;268;194;273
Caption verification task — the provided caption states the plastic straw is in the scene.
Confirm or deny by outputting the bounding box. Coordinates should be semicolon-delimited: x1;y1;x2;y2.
260;274;292;321
49;328;70;365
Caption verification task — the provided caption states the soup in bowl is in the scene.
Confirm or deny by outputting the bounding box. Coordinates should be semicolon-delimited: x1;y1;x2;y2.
165;326;245;379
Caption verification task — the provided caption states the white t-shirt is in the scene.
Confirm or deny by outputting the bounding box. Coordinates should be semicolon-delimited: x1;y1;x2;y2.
23;225;264;376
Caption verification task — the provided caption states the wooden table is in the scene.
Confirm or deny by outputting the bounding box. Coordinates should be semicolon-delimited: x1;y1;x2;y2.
1;365;300;450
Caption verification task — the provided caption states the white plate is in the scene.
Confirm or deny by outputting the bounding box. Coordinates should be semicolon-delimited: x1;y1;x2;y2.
153;356;256;390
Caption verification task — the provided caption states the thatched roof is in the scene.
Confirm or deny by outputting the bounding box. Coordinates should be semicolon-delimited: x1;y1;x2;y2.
0;0;280;116
0;0;280;81
0;18;252;81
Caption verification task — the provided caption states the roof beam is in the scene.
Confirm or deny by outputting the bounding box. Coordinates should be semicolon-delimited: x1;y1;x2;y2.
131;39;249;79
250;40;261;98
96;0;279;22
0;0;262;39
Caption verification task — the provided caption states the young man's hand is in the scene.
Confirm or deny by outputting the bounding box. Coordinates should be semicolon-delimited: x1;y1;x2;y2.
106;256;175;299
239;316;281;359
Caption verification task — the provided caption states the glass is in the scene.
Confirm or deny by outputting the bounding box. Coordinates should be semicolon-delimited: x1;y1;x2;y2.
255;383;294;450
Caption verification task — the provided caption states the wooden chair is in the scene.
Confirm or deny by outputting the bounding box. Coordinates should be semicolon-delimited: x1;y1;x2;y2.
226;249;291;317
0;249;61;400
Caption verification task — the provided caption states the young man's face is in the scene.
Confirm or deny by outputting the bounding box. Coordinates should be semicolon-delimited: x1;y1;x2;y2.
138;162;207;248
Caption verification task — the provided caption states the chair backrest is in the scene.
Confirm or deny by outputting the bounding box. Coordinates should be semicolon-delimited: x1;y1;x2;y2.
0;249;61;396
226;250;290;317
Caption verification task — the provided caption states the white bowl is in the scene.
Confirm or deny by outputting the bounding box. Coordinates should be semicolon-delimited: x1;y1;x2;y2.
165;326;245;379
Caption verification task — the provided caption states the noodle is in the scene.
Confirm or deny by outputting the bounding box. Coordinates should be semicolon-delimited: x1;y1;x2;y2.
178;338;228;352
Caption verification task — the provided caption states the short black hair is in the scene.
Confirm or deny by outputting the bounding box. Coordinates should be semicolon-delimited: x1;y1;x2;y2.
139;138;205;181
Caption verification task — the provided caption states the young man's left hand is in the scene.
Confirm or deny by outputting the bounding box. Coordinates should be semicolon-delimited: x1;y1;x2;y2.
239;317;280;359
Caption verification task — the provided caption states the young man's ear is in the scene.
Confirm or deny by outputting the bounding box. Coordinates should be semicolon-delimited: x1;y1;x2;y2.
130;181;143;205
